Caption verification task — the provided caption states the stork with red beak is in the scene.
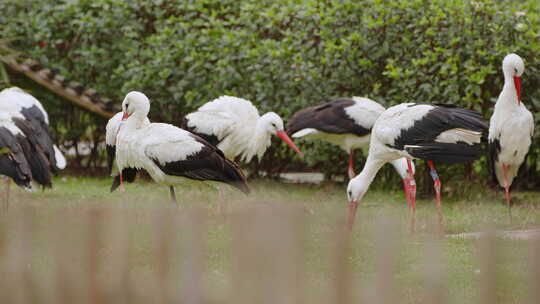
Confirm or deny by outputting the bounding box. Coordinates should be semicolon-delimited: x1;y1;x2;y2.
347;103;488;231
105;111;150;191
113;92;249;203
182;96;302;163
488;53;534;217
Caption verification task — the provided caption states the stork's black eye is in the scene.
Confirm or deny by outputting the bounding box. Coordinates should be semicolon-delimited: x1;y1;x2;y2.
514;68;518;74
125;103;129;110
348;190;352;197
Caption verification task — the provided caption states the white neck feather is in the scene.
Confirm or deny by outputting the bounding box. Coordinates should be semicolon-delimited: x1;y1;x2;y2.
124;112;147;131
353;154;386;193
248;118;272;161
499;66;519;107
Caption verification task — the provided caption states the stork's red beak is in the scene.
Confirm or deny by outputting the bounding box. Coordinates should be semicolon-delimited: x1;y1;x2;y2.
122;112;130;121
347;200;359;232
276;130;303;156
514;76;521;104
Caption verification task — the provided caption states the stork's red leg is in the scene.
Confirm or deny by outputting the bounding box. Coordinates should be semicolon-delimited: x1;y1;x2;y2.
427;160;443;232
403;178;411;209
406;159;417;233
348;150;355;179
502;164;512;222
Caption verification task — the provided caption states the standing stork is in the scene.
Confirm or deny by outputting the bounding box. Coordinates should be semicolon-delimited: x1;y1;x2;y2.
0;87;66;171
182;96;302;163
488;54;534;217
285;97;414;200
105;111;150;192
115;92;249;203
346;103;488;231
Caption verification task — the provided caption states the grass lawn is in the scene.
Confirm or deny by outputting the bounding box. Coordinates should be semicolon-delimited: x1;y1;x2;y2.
1;176;539;303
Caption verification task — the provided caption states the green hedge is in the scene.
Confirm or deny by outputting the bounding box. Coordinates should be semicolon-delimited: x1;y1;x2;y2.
1;0;539;189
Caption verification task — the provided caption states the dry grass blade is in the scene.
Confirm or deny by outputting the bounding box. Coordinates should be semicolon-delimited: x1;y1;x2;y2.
100;208;130;304
330;219;353;304
530;235;540;304
86;208;104;304
477;231;497;304
153;207;176;304
373;216;400;304
177;207;205;304
0;213;6;299
231;203;304;304
50;208;87;304
5;207;36;303
420;232;447;304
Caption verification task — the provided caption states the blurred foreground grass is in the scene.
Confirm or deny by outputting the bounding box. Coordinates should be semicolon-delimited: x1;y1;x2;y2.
0;176;538;304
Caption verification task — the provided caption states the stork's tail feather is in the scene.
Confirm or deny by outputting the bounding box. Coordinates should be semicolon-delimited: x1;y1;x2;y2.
405;142;484;165
110;168;138;192
19;141;52;188
10;120;52;188
0;156;32;189
223;158;250;194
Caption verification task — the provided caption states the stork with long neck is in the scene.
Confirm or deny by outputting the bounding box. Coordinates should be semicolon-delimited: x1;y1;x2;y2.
286;97;415;205
488;53;534;218
183;96;302;163
347;103;488;231
115;92;249;203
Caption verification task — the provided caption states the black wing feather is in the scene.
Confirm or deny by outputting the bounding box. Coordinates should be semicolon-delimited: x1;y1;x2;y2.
19;106;59;171
286;98;371;137
11;119;52;188
106;144;116;174
180;117;221;146
0;127;32;188
393;105;488;164
152;135;249;194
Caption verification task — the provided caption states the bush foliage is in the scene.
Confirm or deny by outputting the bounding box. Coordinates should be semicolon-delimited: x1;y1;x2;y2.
1;0;539;188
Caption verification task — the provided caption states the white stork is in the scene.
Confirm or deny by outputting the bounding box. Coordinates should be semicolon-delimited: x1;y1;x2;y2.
285;97;414;202
488;53;534;216
105;111;150;192
115;92;249;203
0;112;33;193
0;87;67;170
346;103;488;230
182;96;302;163
0;111;53;207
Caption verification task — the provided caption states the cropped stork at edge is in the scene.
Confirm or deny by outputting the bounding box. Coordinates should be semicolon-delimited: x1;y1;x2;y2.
0;87;66;207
